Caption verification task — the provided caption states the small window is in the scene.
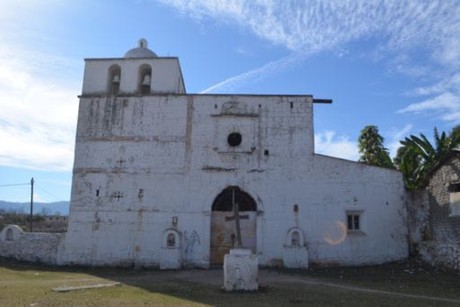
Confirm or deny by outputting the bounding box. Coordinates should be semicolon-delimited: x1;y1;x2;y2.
346;212;362;231
227;132;242;147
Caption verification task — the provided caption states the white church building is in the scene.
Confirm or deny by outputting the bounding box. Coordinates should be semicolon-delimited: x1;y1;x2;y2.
1;40;409;269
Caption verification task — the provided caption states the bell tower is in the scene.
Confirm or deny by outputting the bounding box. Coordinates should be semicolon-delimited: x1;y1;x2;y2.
81;38;186;96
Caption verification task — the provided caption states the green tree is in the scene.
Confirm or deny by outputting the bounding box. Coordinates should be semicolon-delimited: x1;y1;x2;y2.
358;125;394;168
396;127;460;189
393;145;421;189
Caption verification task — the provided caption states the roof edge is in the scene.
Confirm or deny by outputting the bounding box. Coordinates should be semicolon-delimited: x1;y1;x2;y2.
84;57;180;61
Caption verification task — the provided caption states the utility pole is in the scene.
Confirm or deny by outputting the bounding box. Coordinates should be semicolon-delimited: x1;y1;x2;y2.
29;177;34;232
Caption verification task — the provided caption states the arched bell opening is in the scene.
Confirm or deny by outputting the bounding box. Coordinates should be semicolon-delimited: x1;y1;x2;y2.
107;64;121;95
138;64;152;95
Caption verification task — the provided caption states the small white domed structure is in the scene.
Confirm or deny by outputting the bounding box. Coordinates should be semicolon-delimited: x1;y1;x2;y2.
124;38;157;58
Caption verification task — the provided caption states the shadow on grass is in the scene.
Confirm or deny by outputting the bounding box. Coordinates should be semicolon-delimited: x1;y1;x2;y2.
0;257;275;306
2;257;460;306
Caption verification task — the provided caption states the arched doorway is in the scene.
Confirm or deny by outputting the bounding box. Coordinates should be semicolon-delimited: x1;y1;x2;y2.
210;186;257;265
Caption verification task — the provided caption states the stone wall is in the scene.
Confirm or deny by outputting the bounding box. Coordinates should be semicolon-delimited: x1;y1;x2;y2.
0;225;63;264
410;154;460;271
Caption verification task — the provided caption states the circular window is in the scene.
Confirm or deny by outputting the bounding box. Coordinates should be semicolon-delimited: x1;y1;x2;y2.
227;132;242;147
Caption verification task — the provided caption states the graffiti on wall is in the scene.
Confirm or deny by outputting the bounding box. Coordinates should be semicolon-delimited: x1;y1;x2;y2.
184;230;201;256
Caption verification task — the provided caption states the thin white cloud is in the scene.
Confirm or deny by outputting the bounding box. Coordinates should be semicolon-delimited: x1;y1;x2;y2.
160;0;460;112
234;46;253;56
0;120;75;171
398;93;460;123
398;93;458;114
200;54;303;93
314;130;358;161
410;73;460;97
0;1;82;171
0;47;79;171
163;1;455;53
401;71;460;123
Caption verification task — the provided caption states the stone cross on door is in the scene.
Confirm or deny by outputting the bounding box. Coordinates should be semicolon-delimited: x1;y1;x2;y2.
225;188;249;247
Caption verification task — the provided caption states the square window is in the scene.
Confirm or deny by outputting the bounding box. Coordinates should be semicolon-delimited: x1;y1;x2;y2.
448;183;460;192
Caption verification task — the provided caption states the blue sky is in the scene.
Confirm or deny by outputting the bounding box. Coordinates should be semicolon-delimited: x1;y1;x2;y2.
1;0;459;202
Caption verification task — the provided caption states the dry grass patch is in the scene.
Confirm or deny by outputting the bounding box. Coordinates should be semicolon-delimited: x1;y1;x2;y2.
1;258;459;306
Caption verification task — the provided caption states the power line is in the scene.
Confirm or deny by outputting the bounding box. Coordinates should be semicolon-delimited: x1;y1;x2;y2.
35;184;65;202
0;181;68;203
0;183;30;188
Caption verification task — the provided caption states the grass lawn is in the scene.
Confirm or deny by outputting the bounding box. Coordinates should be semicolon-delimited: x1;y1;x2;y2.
0;257;459;306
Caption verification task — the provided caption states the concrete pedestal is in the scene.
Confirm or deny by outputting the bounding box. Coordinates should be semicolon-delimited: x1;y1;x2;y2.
223;248;258;291
282;246;309;269
160;247;181;270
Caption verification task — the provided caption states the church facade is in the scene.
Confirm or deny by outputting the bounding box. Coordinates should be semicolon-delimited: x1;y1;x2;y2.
2;40;409;269
57;40;409;268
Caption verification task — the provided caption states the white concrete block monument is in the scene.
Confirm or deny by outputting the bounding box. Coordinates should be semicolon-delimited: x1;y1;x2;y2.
224;248;258;291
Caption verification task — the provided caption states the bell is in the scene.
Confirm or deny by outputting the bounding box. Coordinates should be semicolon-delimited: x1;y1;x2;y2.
142;74;151;86
112;74;120;84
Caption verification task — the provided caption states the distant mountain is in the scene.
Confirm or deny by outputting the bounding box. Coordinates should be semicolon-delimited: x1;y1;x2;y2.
0;201;69;216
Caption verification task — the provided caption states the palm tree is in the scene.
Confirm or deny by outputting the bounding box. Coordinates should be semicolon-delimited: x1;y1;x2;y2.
396;127;460;189
358;125;394;169
393;145;421;189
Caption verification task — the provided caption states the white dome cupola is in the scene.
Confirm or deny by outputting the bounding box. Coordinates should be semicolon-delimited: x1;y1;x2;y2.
124;38;157;58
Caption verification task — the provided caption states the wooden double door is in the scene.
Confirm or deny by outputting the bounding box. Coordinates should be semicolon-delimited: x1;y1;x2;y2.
210;187;257;265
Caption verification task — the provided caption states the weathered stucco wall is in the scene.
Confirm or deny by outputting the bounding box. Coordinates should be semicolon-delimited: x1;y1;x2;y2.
0;225;63;264
58;92;409;268
305;155;408;266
